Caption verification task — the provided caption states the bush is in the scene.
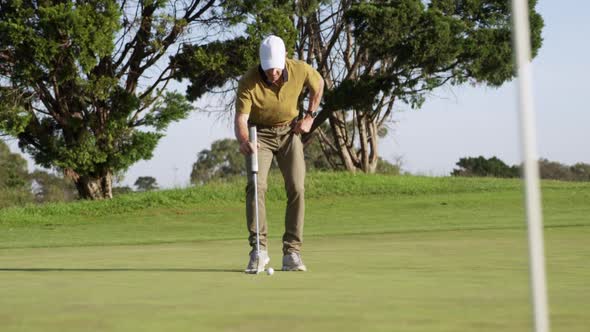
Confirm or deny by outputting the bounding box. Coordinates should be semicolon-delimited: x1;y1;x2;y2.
0;188;34;209
376;157;400;175
538;159;590;181
452;156;520;178
452;156;590;182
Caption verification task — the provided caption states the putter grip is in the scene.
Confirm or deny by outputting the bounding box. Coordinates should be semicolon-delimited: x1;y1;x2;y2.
248;125;258;173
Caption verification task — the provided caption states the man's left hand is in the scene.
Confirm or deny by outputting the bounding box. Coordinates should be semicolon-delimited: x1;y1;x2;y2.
292;116;314;134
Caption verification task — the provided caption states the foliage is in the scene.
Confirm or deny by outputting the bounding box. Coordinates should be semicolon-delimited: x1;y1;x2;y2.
1;0;266;199
300;0;544;172
343;0;544;92
0;140;30;190
29;170;78;203
376;157;400;175
452;156;590;182
173;38;253;102
134;176;159;192
1;140;78;206
452;156;520;178
570;163;590;181
190;135;353;185
304;133;343;171
112;186;133;196
538;159;590;181
0;188;33;209
175;0;544;174
0;140;34;207
190;139;245;185
173;0;297;102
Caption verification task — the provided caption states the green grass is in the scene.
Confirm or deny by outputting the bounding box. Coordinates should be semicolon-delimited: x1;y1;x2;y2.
0;173;589;331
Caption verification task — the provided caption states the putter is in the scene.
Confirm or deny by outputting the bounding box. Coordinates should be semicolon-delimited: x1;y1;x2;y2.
248;125;264;274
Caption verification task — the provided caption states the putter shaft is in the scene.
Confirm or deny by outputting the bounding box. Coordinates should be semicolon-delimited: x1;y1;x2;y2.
248;126;262;273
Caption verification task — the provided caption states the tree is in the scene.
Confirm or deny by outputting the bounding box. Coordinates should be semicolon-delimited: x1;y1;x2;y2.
190;135;354;185
134;176;158;191
175;0;544;174
538;159;590;182
29;169;78;203
190;138;245;185
537;158;571;181
1;140;79;205
452;156;520;178
376;157;400;175
452;156;590;181
0;140;30;190
0;0;264;199
570;163;590;181
172;0;297;102
0;140;33;207
112;186;133;195
303;129;343;171
296;0;544;173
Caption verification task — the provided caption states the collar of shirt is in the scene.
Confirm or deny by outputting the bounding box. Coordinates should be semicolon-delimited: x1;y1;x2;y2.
258;65;289;86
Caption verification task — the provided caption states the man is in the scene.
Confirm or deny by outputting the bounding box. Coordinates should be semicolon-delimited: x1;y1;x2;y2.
234;35;324;273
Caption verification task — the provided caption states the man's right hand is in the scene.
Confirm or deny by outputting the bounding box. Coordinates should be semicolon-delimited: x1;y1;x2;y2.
239;140;256;155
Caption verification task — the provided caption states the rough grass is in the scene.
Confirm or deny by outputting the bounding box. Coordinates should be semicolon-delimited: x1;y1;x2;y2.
2;172;587;223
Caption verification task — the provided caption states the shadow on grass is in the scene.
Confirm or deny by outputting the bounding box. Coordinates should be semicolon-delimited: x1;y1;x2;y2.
0;268;243;273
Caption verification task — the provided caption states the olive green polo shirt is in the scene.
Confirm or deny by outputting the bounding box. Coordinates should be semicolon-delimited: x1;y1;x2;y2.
236;58;323;126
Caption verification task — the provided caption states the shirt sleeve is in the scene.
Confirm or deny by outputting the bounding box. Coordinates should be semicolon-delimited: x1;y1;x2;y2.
304;63;323;94
235;79;252;115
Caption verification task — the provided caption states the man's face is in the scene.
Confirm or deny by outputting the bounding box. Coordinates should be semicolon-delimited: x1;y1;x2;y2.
264;68;282;84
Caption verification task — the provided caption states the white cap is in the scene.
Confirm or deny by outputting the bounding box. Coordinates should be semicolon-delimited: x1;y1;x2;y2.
259;35;286;70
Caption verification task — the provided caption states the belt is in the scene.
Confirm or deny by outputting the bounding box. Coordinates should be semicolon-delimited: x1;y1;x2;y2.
250;120;294;129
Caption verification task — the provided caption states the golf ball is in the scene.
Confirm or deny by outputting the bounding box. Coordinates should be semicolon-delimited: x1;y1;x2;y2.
266;267;274;275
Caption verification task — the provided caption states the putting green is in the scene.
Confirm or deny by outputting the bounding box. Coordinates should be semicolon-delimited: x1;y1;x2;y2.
1;176;589;331
1;227;588;331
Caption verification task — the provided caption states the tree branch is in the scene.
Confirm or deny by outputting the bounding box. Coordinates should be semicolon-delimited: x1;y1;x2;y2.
138;65;173;101
123;3;158;92
34;82;64;126
377;95;395;129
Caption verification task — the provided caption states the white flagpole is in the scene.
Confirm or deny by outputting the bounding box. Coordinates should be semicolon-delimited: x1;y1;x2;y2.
510;1;550;331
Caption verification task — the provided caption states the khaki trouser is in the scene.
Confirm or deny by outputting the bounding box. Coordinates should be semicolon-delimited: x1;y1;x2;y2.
246;124;305;255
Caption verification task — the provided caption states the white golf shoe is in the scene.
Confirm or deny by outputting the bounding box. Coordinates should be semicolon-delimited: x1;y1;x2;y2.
245;250;270;274
282;252;307;271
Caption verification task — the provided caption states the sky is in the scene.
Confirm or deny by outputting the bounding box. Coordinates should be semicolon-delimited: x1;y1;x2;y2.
6;0;590;189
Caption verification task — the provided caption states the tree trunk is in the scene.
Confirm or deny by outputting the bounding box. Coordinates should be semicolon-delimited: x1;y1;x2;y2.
67;169;113;200
357;110;370;172
329;111;356;172
324;110;380;174
367;119;379;173
101;170;113;199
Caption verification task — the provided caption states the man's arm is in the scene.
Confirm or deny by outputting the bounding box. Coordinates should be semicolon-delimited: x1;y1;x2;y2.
235;112;255;155
293;77;324;134
235;76;256;155
307;77;324;116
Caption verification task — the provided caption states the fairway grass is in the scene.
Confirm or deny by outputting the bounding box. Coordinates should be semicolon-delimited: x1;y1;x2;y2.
0;175;589;331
